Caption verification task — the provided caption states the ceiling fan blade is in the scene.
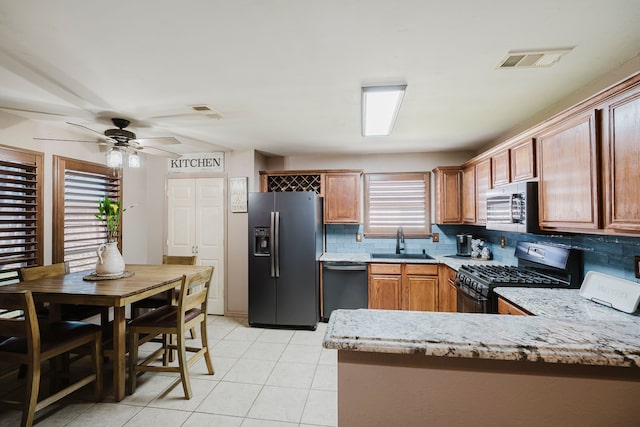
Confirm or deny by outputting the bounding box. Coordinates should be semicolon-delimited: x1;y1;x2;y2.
66;121;115;143
136;146;182;159
131;137;180;146
34;137;107;144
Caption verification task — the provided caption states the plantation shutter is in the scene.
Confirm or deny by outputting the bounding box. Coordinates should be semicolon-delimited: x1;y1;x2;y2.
53;157;122;272
0;147;43;285
364;172;431;237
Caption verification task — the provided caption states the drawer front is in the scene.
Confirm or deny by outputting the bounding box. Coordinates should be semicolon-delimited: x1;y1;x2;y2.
404;264;438;276
369;263;402;275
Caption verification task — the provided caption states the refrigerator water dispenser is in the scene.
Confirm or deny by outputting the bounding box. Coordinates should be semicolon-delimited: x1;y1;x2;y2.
254;227;270;256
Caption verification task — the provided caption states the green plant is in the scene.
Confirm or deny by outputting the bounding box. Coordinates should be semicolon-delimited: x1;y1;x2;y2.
95;196;127;243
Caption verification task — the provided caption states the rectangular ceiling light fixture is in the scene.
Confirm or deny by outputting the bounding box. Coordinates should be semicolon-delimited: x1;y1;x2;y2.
361;84;407;137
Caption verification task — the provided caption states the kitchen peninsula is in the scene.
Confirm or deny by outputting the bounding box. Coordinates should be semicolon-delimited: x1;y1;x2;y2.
323;308;640;427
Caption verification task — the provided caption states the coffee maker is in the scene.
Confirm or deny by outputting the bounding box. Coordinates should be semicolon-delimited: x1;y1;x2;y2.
456;234;472;257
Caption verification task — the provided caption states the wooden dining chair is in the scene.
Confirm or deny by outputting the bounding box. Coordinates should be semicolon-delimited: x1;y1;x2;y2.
130;255;199;339
130;255;198;317
128;266;214;399
0;290;103;427
18;263;109;326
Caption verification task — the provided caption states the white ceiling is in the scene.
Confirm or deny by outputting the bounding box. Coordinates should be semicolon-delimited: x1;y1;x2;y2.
0;0;639;158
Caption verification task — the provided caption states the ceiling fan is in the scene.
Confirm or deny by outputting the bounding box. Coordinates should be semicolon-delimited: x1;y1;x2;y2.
35;117;182;165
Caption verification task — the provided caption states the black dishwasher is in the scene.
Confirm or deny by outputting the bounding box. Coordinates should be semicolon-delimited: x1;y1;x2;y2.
322;261;368;321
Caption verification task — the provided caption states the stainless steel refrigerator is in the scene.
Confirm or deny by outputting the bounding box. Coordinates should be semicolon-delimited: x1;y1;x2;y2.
248;191;323;328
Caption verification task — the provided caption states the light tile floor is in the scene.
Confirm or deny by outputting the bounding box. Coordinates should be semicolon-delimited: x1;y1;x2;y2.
0;316;337;427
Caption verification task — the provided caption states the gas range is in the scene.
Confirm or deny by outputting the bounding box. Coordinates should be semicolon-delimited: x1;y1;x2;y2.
455;242;582;313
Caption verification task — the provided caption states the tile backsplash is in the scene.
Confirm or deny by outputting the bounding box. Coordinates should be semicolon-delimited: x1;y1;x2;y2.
325;224;640;282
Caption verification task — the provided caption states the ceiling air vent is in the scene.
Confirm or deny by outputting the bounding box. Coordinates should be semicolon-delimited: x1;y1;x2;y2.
188;104;222;119
498;48;573;69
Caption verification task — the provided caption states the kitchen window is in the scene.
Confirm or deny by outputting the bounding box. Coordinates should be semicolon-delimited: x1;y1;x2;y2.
364;172;431;237
0;145;43;285
52;156;122;272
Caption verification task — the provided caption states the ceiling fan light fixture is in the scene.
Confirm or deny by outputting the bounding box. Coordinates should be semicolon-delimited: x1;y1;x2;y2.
128;152;141;168
106;148;123;168
361;84;407;137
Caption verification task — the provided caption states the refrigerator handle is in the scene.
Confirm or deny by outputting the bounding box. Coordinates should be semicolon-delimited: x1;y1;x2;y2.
274;211;280;278
270;211;276;277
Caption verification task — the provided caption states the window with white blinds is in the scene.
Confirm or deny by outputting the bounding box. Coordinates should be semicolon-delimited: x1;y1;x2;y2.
53;157;121;272
364;172;431;237
0;146;43;285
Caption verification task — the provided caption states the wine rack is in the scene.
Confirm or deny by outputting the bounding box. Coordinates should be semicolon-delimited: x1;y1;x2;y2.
267;174;322;194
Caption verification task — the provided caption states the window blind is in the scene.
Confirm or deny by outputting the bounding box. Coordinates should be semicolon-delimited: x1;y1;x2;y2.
0;148;43;285
53;157;121;272
364;173;431;237
63;170;120;271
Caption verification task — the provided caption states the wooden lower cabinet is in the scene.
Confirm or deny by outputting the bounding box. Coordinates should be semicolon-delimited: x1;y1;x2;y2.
497;297;530;316
368;263;438;311
368;264;402;310
438;265;458;312
404;264;438;311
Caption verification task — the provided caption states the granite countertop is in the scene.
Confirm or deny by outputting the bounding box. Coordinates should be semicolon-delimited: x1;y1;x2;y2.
319;252;510;270
323;309;640;368
494;287;640;322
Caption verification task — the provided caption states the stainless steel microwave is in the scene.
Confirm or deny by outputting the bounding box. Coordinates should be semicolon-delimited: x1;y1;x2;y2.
485;182;539;233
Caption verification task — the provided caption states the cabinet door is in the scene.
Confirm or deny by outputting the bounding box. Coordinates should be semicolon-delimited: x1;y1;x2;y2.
405;275;438;311
537;111;600;231
433;167;462;224
324;173;361;224
474;159;491;225
491;150;510;187
462;165;476;223
368;275;402;310
497;298;529;315
438;265;457;312
602;89;640;233
510;139;536;182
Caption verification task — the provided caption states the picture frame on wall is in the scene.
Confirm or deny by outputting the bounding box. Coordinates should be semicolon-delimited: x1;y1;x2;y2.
229;177;248;213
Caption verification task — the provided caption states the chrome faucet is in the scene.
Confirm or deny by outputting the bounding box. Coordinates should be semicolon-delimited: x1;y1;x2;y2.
395;226;405;254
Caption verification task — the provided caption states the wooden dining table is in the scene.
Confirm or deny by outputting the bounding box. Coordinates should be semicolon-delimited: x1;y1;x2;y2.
0;263;209;401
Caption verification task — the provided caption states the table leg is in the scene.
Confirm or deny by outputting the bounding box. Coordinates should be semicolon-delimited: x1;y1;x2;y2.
112;306;126;401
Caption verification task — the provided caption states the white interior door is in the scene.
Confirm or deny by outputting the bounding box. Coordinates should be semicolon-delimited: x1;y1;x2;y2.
167;179;195;256
195;178;225;315
167;177;225;315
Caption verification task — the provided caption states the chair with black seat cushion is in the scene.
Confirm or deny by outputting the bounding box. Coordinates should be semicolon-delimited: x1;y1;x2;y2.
18;263;109;325
0;290;102;427
130;255;198;338
128;266;214;399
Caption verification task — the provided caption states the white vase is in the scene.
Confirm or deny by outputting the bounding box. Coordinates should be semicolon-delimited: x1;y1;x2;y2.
95;242;125;276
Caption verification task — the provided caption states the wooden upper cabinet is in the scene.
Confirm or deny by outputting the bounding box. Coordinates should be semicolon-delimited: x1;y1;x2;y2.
491;150;510;187
537;111;600;231
510;139;536;182
324;172;361;224
461;165;476;224
602;86;640;234
432;167;462;224
474;159;491;225
260;170;362;224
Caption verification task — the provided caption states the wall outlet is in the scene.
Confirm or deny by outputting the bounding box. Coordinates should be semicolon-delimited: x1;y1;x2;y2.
500;236;507;248
356;232;362;243
635;256;640;278
432;232;439;243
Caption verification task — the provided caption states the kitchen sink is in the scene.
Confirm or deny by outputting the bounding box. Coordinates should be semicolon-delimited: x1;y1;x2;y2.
370;253;434;260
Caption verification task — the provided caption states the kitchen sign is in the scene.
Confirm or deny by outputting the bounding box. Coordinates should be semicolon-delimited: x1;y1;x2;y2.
168;152;224;173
